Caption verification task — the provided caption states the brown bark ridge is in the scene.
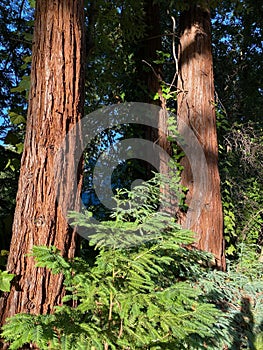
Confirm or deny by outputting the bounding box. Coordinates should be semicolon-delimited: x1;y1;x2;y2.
177;5;226;270
0;0;85;326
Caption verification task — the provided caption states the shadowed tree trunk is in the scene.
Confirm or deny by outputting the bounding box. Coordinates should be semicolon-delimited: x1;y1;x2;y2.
139;0;163;104
0;0;85;327
136;0;172;182
177;4;226;270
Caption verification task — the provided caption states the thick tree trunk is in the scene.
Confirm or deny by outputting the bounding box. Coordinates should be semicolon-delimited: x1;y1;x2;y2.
0;0;85;326
177;5;226;269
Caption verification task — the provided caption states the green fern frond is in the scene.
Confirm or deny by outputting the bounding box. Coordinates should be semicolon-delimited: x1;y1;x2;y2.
31;246;71;276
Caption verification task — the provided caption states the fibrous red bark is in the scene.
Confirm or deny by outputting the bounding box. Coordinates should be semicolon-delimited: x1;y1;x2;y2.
0;0;85;326
177;5;226;270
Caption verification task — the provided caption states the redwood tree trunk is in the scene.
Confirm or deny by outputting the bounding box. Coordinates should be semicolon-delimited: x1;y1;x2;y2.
0;0;85;325
137;0;171;177
177;5;226;269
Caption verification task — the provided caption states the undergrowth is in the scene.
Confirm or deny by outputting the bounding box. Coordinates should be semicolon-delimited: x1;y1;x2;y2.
1;178;263;349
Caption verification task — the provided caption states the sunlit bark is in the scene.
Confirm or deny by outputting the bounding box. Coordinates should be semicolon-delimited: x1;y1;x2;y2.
177;5;226;270
0;0;85;326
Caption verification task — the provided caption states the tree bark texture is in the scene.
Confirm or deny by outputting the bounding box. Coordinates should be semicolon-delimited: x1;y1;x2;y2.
0;0;85;325
136;1;172;179
177;5;226;270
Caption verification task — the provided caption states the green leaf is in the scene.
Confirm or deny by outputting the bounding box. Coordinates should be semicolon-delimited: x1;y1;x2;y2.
0;270;15;292
11;75;30;94
9;112;26;125
15;143;24;154
226;244;236;255
29;0;35;8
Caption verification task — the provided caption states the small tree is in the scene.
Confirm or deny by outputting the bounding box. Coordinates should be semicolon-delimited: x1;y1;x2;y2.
1;179;222;350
